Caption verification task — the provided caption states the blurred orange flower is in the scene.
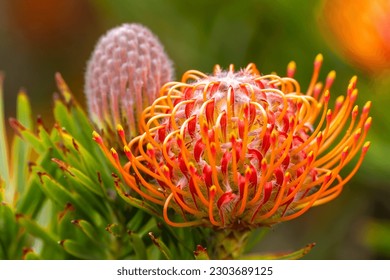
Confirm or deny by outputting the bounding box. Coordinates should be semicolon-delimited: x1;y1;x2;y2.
320;0;390;74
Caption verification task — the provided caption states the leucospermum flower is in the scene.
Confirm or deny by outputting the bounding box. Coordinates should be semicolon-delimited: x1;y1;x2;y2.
85;23;174;141
94;55;371;230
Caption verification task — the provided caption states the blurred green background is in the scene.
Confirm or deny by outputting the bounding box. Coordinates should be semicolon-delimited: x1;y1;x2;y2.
1;0;389;259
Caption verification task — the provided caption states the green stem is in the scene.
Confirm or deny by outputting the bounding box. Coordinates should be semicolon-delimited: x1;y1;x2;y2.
209;228;251;260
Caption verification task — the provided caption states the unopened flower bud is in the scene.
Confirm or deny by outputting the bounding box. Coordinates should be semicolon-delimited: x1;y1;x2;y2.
85;23;174;142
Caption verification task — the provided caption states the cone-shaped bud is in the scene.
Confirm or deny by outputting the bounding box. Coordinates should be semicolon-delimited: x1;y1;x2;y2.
85;23;174;143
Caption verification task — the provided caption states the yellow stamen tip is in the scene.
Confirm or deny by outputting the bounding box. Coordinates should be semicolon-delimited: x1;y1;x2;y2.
315;53;323;64
287;61;296;77
351;89;358;99
363;141;371;153
336;95;344;104
364;117;372;130
146;143;154;151
363;101;372;113
92;131;103;144
229;132;237;140
162;165;170;173
288;61;296;70
350;75;358;85
324;90;330;101
117;124;123;130
327;70;336;79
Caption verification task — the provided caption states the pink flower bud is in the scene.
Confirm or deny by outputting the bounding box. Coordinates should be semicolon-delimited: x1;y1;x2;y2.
85;23;174;141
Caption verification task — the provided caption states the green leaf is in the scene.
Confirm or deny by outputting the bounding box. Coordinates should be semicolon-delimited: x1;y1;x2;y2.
0;202;18;258
18;214;59;249
51;159;110;221
243;243;316;260
53;96;93;151
72;219;104;245
60;239;106;259
16;172;46;217
15;92;33;130
148;232;172;260
114;180;161;218
11;92;33;196
78;219;102;241
128;232;147;259
0;178;5;207
0;74;10;191
244;227;270;254
24;250;42;260
18;129;46;154
106;223;123;237
55;158;105;197
55;133;114;197
137;217;158;237
37;171;99;223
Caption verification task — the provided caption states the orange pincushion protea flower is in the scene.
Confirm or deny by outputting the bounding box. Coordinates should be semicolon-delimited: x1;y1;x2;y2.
94;54;371;229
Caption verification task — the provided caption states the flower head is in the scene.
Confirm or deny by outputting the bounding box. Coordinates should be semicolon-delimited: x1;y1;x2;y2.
95;55;371;230
85;23;174;141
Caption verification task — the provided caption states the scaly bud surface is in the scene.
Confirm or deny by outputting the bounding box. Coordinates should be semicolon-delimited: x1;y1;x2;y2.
85;23;174;142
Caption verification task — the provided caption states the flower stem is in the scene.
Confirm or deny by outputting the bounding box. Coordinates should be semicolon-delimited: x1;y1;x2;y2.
209;228;251;259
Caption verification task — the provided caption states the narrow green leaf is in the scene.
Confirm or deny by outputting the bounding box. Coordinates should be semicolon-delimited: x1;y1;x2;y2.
36;124;58;152
63;161;105;197
138;217;158;237
11;137;31;195
19;129;46;154
18;215;59;248
0;202;18;258
22;248;43;260
51;158;110;220
0;74;10;190
60;239;106;259
243;243;316;260
54;132;114;198
16;171;47;217
115;180;161;218
15;92;33;129
148;232;172;260
0;178;4;205
55;73;73;104
127;210;150;232
53;98;93;151
11;92;33;196
24;251;42;260
244;227;270;254
37;172;99;223
75;219;103;244
128;232;147;259
106;223;122;237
